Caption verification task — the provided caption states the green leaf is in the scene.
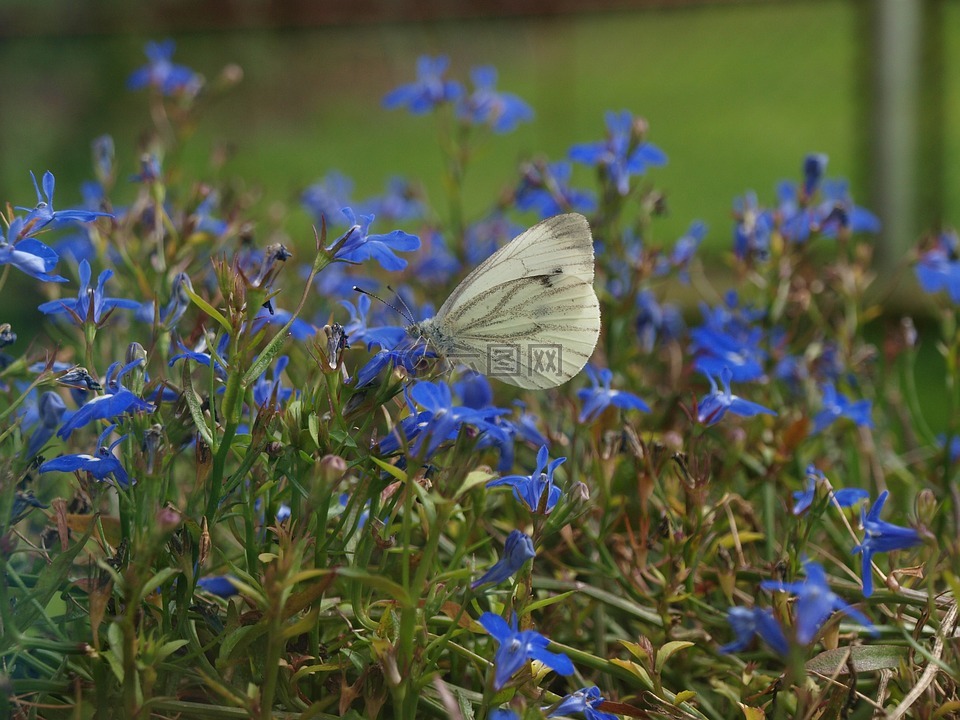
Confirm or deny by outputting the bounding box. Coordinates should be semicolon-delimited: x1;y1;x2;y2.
805;645;908;675
242;312;300;387
181;364;215;449
336;566;413;607
655;640;695;674
137;567;181;606
455;468;496;499
183;284;232;334
525;590;575;614
370;456;408;483
4;525;93;651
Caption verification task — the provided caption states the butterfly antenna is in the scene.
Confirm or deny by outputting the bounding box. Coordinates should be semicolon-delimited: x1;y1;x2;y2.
386;285;417;325
352;285;414;324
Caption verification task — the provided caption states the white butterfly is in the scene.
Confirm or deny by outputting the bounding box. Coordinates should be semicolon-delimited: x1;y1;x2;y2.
409;213;601;389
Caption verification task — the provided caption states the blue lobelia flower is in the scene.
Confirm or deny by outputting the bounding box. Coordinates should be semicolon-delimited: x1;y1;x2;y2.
515;161;596;218
340;294;406;351
792;465;869;516
718;606;789;656
690;292;767;383
359;176;426;222
351;346;428;389
0;217;68;283
488;711;519;720
732;191;775;262
127;39;202;96
569;110;667;196
655;221;705;283
458;66;534;134
384;381;506;458
16;171;113;233
802;153;829;197
250;307;316;341
635;290;684;353
546;685;618;720
383;55;464;114
816;179;881;238
854;491;922;597
38;259;140;326
252;355;293;410
197;575;239;598
577;365;649;423
811;382;873;434
21;390;69;457
478;612;575;691
697;367;776;426
761;560;875;644
136;272;194;329
10;490;49;525
169;334;230;377
487;445;564;514
57;360;155;440
471;530;536;589
301;171;355;226
915;231;960;303
40;424;132;488
330;208;421;272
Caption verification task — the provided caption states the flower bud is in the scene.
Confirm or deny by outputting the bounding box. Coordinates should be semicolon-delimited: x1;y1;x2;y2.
916;488;937;528
319;454;347;485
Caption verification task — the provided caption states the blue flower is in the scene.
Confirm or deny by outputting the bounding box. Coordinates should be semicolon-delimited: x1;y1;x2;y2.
383;55;464;114
811;382;873;434
761;560;875;644
635;290;684;353
732;191;774;261
38;259;140;326
577;365;649;423
331;208;421;272
16;171;113;233
464;214;524;266
340;294;406;351
57;360;155;440
458;66;533;134
360;177;425;222
351;346;432;389
478;612;575;691
197;575;239;598
21;390;69;457
411;230;461;283
301;171;355;225
718;606;788;656
690;292;767;383
127;39;202;96
915;231;960;303
487;445;564;514
488;711;519;720
137;272;194;328
697;367;776;426
40;425;132;488
547;685;618;720
252;356;293;410
381;381;505;458
0;220;67;282
515;161;596;218
471;530;536;589
169;334;230;377
569;110;667;196
10;491;48;525
656;221;705;283
792;465;869;516
816;179;881;237
803;153;829;197
854;491;922;597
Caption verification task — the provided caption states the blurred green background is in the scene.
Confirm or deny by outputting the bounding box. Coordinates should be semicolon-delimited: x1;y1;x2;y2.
2;0;956;256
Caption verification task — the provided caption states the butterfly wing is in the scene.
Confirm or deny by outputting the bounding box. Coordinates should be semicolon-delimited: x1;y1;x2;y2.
435;213;594;320
437;272;601;389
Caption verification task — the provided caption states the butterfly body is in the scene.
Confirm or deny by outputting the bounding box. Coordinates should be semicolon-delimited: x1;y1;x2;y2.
408;213;600;389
